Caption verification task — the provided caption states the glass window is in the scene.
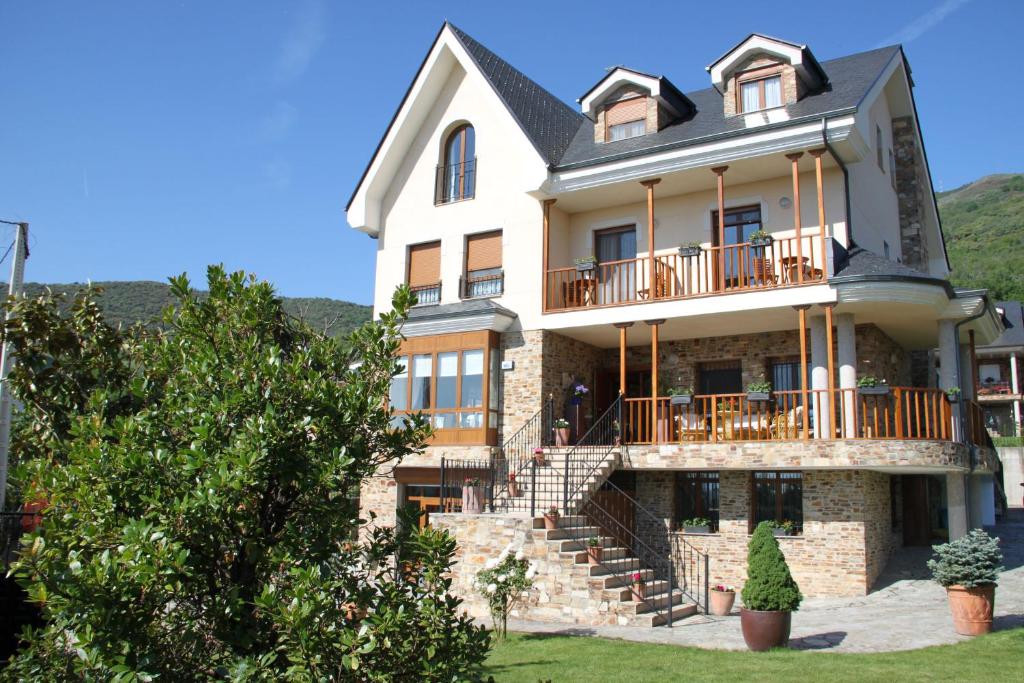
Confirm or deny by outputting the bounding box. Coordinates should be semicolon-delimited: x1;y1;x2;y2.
389;356;409;410
740;76;782;112
595;226;637;264
460;350;484;409
410;354;432;411
764;76;781;108
434;352;458;429
675;472;720;531
608;119;646;141
489;347;499;428
741;81;760;112
466;267;503;298
752;472;803;533
442;125;476;202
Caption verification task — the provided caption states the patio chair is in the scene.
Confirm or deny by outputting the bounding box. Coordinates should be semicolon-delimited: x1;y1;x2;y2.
675;413;706;442
752;258;777;286
771;404;806;439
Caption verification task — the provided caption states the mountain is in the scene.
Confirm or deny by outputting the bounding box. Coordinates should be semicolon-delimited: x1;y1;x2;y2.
19;281;372;338
939;173;1024;302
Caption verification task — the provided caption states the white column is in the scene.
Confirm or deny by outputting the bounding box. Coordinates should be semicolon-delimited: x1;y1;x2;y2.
809;315;831;438
1012;352;1020;394
946;472;968;539
1015;401;1022;438
969;474;996;527
837;313;857;437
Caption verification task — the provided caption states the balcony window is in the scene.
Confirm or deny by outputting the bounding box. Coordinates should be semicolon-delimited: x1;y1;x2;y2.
675;471;720;531
751;471;803;534
407;240;441;305
463;230;503;298
739;75;782;113
436;124;476;204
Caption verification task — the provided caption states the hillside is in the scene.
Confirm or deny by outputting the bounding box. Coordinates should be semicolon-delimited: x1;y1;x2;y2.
19;281;372;338
939;173;1024;302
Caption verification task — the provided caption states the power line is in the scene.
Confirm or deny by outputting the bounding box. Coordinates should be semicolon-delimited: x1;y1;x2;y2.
0;241;14;269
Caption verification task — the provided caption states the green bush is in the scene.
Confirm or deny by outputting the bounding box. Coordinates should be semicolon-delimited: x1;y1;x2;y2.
1;268;490;681
741;521;802;612
928;529;1004;588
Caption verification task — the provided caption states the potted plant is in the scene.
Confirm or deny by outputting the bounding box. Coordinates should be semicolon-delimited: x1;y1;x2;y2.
740;521;802;651
669;385;694;406
679;516;713;534
586;536;602;565
533;446;546;465
571;383;589;405
678;241;703;257
543;505;560;531
554;418;571;446
341;601;367;622
20;497;48;533
946;386;962;403
748;229;773;248
709;584;737;616
857;376;890;396
507;473;521;498
574;256;597;272
927;529;1004;636
747;376;772;402
462;477;484;514
771;520;796;537
612;419;621;446
631;571;646;602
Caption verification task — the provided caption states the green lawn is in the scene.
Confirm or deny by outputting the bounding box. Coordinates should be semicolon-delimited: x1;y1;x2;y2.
484;629;1024;682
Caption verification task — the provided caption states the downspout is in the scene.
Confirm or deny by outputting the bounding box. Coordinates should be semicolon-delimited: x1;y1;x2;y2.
820;117;853;248
953;301;989;529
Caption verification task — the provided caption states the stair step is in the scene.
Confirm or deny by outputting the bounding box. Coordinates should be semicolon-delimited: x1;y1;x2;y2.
556;536;616;552
568;547;630;563
645;602;700;627
630;590;684;614
596;568;654;589
588;557;640;576
605;579;670;602
541;525;601;540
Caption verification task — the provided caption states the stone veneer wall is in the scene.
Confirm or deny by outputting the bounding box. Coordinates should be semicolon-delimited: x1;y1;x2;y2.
892;116;930;272
500;329;545;437
541;331;605;434
634;470;899;597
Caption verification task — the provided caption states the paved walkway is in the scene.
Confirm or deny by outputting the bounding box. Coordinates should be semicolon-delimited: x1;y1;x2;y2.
508;509;1024;653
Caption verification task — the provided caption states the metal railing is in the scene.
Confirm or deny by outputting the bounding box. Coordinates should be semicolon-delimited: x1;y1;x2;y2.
434;159;477;204
409;282;441;306
563;395;623;515
460;271;504;299
440;458;494;513
492;397;554;512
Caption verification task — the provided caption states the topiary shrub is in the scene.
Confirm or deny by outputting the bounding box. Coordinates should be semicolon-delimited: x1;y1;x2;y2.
741;521;802;612
928;529;1004;588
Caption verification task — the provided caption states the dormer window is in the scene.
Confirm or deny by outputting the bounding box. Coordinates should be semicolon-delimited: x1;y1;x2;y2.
605;97;647;141
739;74;782;112
579;67;695;144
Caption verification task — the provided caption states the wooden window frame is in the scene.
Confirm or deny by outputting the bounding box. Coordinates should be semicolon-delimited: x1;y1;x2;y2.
438;124;476;204
749;471;803;534
674;471;720;531
604;96;647;142
735;65;785;113
392;331;498;446
462;230;504;299
593;224;638;264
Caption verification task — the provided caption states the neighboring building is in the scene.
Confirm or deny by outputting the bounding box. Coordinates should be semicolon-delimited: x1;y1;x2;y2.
974;301;1024;437
346;25;1003;625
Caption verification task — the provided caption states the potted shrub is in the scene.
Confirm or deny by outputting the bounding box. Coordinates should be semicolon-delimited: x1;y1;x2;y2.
20;497;48;533
946;386;962;403
747;376;772;402
710;584;737;616
612;419;621;446
341;601;367;622
631;571;646;602
740;521;802;651
533;446;546;466
928;529;1004;636
554;418;571;446
574;256;597;272
679;517;712;534
748;229;773;248
669;386;694;406
678;241;703;257
586;536;602;565
462;477;484;514
543;505;560;531
771;520;796;537
571;382;589;405
857;376;890;396
507;473;521;498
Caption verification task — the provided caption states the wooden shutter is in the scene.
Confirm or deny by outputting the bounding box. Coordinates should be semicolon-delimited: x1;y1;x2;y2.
408;241;441;287
466;231;502;271
606;97;646;126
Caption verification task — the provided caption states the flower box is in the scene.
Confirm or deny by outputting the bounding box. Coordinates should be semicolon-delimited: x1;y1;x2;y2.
772;528;792;537
746;392;771;402
574;258;597;272
682;525;710;534
670;394;693;406
858;385;890;396
678;245;702;257
750;236;773;248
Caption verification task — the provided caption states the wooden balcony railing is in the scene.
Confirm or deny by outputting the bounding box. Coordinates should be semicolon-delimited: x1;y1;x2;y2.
621;387;954;444
544;233;828;312
965;399;987;448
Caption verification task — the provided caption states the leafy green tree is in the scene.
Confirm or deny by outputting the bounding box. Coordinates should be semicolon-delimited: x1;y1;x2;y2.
740;521;802;612
2;267;490;681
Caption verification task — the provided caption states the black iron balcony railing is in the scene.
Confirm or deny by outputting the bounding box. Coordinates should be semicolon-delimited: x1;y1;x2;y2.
460;271;504;299
409;282;441;306
435;159;476;205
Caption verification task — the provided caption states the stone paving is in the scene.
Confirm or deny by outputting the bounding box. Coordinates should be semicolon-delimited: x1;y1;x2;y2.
507;509;1024;653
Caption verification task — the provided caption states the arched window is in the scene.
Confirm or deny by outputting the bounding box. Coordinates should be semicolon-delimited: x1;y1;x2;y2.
437;124;476;203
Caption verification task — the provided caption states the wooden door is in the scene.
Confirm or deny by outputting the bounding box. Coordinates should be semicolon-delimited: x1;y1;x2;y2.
901;475;931;546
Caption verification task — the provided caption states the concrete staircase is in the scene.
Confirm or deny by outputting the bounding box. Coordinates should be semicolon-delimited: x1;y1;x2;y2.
531;513;699;627
494;447;619;514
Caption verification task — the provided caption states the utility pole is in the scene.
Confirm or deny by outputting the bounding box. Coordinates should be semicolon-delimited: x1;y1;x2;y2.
0;222;28;512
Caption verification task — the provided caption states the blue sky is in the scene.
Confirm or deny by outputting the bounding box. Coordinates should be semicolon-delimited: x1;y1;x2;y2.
0;0;1020;304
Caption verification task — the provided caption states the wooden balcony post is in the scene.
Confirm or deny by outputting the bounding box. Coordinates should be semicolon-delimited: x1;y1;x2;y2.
968;329;978;401
824;304;836;438
711;166;728;291
645;319;665;442
786;153;805;283
796;305;811;439
810;148;829;278
641;179;661;298
542;198;556;311
614;322;634;396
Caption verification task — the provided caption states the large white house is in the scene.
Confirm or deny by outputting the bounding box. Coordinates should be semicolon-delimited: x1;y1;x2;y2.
347;23;1003;626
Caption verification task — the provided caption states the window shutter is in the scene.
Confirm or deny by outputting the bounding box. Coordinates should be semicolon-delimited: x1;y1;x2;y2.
408;241;441;287
605;97;647;126
466;231;502;271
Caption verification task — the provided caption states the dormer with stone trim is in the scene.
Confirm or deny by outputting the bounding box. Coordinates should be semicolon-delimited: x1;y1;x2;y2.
578;67;695;143
707;34;829;117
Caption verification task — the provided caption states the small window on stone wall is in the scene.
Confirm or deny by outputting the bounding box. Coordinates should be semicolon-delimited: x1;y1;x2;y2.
675;471;719;532
750;471;803;534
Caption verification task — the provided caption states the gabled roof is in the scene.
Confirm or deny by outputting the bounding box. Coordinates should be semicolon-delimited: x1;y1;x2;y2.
983;301;1024;349
447;24;584;166
577;66;695;120
706;33;828;85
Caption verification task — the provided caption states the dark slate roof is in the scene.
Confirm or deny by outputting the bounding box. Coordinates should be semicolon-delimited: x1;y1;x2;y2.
985;301;1024;348
832;245;942;282
448;23;585;166
555;45;901;169
406;297;517;322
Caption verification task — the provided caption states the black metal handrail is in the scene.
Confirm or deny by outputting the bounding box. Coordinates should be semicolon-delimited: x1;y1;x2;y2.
493;397;554;512
434;159;477;204
1;511;35;571
440;458;494;514
409;282;441;306
460;271;504;299
563;395;622;515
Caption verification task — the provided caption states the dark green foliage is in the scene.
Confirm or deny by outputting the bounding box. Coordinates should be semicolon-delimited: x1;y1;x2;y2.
928;529;1004;588
21;280;372;338
939;174;1024;301
1;267;490;681
740;522;802;612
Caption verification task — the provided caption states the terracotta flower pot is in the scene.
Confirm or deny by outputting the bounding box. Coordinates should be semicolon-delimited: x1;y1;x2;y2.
632;582;646;603
508;481;521;497
946;584;995;636
543;513;559;530
709;589;736;616
341;602;367;621
462;485;483;514
586;546;602;566
533;452;545;466
740;608;791;651
555;427;570;447
21;498;47;532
